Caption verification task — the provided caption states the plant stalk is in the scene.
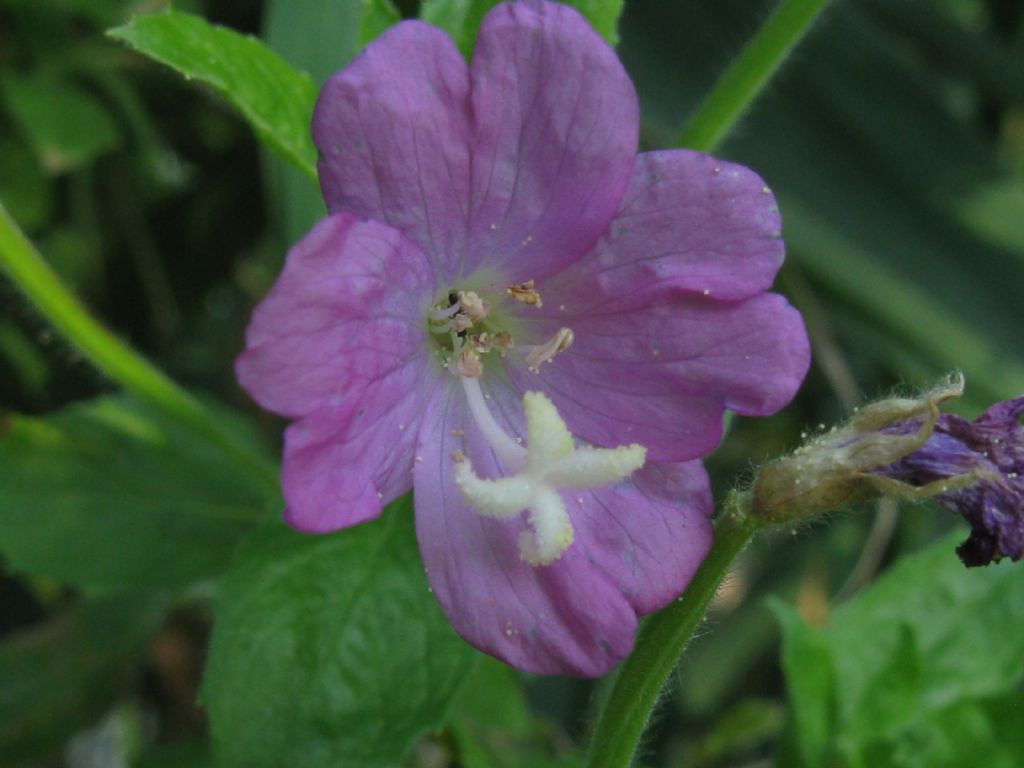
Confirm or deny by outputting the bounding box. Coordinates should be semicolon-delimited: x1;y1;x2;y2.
0;200;275;487
584;505;758;768
676;0;833;152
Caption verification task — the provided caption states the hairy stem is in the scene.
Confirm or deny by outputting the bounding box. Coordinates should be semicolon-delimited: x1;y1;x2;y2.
584;2;836;762
584;502;758;768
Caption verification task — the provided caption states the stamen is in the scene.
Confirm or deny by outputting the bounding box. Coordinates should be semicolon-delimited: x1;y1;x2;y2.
524;327;574;372
470;333;492;353
492;332;514;355
458;291;488;321
456;348;484;378
507;280;542;307
451;313;474;332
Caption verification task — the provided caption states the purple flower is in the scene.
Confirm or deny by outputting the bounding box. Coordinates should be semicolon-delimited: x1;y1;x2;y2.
236;0;809;676
880;398;1024;567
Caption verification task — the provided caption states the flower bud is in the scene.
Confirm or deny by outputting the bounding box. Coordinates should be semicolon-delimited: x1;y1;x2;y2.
752;373;1024;567
752;376;964;524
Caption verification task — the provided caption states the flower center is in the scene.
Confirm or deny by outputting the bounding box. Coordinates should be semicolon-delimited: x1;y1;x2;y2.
429;277;646;566
426;279;573;378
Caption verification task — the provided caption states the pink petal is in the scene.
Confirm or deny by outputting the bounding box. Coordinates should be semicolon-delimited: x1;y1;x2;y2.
414;382;637;676
234;213;442;532
235;213;436;419
543;150;786;309
512;293;810;462
414;379;711;676
313;4;638;287
466;1;639;282
572;461;713;615
283;369;442;533
313;21;473;279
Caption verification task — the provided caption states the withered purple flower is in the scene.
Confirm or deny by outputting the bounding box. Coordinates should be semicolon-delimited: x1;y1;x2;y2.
880;398;1024;567
236;0;809;675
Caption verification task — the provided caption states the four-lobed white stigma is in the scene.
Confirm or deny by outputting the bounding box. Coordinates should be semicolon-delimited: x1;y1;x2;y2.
455;391;646;565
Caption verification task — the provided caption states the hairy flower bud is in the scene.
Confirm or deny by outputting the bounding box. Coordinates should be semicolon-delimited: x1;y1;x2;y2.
752;374;1024;568
752;376;965;524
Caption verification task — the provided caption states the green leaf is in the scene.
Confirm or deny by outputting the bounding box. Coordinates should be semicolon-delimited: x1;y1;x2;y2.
108;10;318;179
420;0;498;57
771;601;836;768
133;740;215;768
826;532;1024;717
264;0;399;89
859;692;1024;768
568;0;624;46
0;395;274;592
0;320;50;393
360;0;403;45
1;74;120;174
448;657;577;768
841;624;923;746
449;659;586;768
40;224;104;293
450;657;529;733
261;0;400;246
202;499;476;768
0;137;53;231
956;178;1024;255
421;0;623;58
775;532;1024;765
0;594;164;766
691;697;783;767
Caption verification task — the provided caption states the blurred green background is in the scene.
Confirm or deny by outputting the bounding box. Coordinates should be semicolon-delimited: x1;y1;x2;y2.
1;0;1022;766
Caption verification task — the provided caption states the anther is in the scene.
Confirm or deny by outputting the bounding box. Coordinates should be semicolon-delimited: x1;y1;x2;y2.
457;348;484;378
525;328;574;371
492;331;514;355
451;313;473;332
507;280;542;307
458;291;488;321
470;333;492;353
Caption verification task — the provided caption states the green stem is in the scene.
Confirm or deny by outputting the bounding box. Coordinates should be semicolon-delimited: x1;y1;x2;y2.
584;505;759;768
676;0;833;153
0;200;276;486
